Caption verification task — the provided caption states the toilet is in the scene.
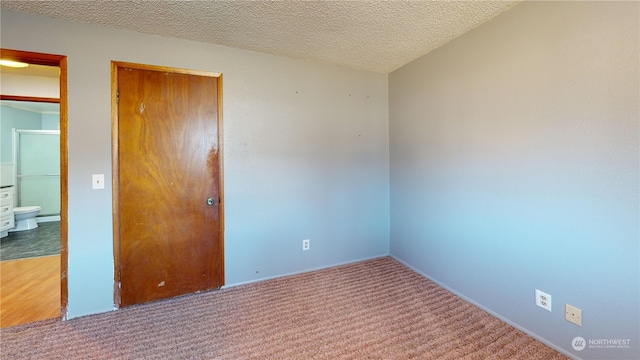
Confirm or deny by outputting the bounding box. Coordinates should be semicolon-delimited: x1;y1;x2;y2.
9;206;42;232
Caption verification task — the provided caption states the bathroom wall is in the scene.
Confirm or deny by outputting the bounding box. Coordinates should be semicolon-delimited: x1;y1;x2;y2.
1;101;61;213
389;2;639;359
41;113;60;130
1;10;390;318
0;105;42;163
0;164;14;187
0;73;59;98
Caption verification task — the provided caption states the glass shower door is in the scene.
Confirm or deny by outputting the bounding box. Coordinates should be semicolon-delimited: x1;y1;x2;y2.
15;130;60;216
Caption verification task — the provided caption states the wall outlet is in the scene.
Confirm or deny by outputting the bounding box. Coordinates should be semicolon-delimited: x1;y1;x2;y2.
302;239;310;251
535;289;552;311
565;304;582;326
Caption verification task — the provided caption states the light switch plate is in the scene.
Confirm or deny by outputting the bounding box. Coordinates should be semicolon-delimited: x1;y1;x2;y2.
92;174;105;189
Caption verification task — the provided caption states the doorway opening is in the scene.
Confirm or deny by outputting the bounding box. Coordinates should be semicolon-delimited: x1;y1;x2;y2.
0;49;68;327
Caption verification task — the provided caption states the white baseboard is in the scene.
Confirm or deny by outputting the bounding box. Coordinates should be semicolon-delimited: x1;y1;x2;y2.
222;253;389;289
37;215;61;223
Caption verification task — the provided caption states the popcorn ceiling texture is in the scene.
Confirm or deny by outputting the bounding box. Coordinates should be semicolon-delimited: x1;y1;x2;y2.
1;0;517;73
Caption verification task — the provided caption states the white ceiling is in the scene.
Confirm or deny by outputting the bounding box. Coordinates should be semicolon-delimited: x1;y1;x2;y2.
1;1;518;74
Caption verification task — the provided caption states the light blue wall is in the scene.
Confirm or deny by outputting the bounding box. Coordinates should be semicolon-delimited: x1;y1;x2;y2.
1;10;389;318
389;2;638;360
0;105;42;162
225;68;390;284
41;113;60;130
1;106;60;210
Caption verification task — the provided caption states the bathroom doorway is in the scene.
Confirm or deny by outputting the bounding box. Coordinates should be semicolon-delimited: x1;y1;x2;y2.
0;49;67;327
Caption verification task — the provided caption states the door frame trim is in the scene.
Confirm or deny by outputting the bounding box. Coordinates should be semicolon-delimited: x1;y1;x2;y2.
110;61;225;308
0;48;69;319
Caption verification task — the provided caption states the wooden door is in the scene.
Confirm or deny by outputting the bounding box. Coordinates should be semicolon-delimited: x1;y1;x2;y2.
113;62;223;307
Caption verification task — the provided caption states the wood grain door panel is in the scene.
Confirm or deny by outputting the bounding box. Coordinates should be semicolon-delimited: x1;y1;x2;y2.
114;64;222;307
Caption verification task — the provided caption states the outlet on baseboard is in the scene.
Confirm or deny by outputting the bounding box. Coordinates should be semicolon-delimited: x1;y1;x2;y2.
302;239;310;251
535;289;552;311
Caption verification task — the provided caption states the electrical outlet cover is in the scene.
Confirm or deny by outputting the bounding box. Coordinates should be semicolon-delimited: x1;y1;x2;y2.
535;289;552;311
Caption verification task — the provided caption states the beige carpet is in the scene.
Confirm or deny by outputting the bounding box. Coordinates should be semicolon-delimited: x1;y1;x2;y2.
0;257;569;359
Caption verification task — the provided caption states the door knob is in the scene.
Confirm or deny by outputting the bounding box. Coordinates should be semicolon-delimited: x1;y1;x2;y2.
207;197;215;206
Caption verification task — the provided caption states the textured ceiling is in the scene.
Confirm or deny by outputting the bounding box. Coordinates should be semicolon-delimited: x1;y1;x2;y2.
1;1;518;73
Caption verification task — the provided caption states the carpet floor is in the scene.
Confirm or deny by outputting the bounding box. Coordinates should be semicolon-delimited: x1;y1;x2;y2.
0;257;569;359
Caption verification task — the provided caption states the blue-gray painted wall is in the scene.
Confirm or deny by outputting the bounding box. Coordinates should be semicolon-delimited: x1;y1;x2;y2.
1;9;389;318
389;2;639;359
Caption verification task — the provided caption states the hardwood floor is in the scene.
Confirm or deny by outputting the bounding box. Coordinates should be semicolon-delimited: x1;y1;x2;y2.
0;255;61;328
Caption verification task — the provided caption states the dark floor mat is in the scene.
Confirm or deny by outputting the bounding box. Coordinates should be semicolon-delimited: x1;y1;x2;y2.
0;222;60;261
